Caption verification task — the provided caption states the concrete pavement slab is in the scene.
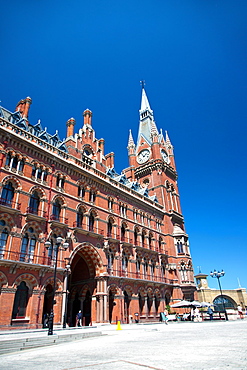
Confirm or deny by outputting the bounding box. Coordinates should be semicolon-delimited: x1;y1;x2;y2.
0;320;246;370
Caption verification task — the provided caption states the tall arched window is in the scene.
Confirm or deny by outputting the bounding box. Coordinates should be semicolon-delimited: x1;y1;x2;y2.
89;212;95;231
12;281;29;319
180;262;188;281
107;219;113;237
76;207;84;228
134;229;138;246
52;199;62;220
177;241;184;254
29;191;40;214
141;231;146;247
122;252;128;272
121;224;126;241
1;181;15;206
0;220;8;259
77;185;85;198
20;227;37;262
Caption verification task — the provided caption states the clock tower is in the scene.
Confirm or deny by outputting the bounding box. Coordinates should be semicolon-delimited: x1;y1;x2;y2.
125;85;194;300
126;85;181;215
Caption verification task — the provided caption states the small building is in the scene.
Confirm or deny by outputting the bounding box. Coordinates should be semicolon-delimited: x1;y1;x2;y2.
195;273;247;314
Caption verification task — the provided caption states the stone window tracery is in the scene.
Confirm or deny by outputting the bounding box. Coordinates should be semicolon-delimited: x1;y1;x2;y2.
20;227;37;262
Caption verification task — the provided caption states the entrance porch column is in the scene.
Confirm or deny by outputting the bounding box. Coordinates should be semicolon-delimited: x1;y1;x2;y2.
95;276;108;323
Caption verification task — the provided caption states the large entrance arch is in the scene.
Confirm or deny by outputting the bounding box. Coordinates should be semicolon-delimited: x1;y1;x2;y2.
67;243;103;326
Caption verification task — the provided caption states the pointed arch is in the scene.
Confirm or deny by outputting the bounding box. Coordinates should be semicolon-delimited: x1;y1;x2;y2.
1;175;21;190
70;243;104;276
13;273;38;290
0;271;8;287
0;213;15;228
29;185;46;199
42;277;63;292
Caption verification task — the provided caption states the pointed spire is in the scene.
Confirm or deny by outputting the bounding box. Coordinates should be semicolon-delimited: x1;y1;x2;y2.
127;129;135;149
140;86;152;113
165;130;171;145
137;83;158;147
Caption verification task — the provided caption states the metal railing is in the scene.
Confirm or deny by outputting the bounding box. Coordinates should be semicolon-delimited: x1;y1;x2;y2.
50;214;68;224
107;268;175;284
26;207;47;218
73;221;104;235
0;250;66;268
0;197;21;210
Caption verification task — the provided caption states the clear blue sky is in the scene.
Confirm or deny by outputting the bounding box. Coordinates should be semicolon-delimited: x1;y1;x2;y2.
1;1;247;290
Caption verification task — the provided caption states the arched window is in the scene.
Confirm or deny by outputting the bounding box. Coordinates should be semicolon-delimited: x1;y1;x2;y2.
134;229;138;246
151;260;155;277
29;191;40;214
77;185;85;198
177;240;184;254
161;260;166;276
12;281;29;319
180;262;188;281
0;220;8;259
47;233;58;260
52;199;62;220
121;224;126;241
141;231;146;247
76;208;84;228
213;296;235;312
89;190;96;203
107;219;113;237
148;233;152;249
136;258;141;273
89;212;95;231
107;248;114;271
122;252;128;272
158;237;163;251
20;227;37;262
144;257;148;276
1;181;15;206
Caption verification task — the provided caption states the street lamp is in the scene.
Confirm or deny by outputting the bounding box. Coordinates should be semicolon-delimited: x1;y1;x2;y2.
62;263;71;329
45;236;69;335
210;270;228;321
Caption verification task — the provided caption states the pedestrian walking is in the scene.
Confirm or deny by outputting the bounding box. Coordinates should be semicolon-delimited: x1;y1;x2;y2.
76;310;82;326
237;305;244;319
164;308;169;325
194;307;200;322
207;306;214;320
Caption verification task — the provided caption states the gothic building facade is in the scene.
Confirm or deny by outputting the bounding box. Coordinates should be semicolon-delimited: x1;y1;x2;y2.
0;87;196;329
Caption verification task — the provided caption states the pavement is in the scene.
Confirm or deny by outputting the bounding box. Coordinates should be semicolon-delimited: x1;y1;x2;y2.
0;319;246;369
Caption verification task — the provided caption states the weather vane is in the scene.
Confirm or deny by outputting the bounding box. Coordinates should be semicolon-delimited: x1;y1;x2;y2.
140;80;145;88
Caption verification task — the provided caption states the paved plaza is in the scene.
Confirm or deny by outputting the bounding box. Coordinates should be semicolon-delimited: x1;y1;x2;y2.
0;320;246;370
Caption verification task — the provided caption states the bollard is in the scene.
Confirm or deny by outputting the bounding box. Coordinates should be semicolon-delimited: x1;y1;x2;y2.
116;320;122;330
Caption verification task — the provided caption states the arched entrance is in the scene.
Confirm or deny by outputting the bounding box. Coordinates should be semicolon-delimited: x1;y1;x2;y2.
42;284;53;327
67;244;103;326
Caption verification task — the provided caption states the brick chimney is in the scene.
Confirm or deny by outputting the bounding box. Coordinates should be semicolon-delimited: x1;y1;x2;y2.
83;109;92;125
15;97;32;120
66;117;76;137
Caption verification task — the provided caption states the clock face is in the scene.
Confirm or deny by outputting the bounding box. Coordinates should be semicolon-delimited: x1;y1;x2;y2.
161;149;169;163
137;149;150;164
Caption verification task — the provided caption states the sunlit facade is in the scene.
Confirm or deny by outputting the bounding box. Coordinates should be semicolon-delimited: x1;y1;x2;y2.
0;88;196;329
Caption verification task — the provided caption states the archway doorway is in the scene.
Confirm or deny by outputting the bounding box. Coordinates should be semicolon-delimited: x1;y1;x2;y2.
42;284;53;327
109;290;115;323
67;247;97;326
83;290;92;326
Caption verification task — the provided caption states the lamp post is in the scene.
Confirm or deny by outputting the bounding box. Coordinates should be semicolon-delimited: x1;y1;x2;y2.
45;236;69;335
62;263;71;329
210;270;228;321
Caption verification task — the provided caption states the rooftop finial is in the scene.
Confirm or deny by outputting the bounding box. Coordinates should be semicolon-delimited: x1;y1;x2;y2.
140;80;145;89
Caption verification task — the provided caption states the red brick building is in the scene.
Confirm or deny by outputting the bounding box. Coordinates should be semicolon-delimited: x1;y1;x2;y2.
0;87;196;329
